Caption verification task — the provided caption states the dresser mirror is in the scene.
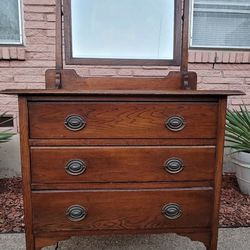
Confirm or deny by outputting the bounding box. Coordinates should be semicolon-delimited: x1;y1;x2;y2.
46;0;196;90
64;0;182;65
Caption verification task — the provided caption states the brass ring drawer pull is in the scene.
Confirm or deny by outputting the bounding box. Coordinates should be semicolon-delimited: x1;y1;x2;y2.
164;158;184;174
66;205;87;222
162;203;182;220
165;116;185;131
65;159;87;176
65;115;86;131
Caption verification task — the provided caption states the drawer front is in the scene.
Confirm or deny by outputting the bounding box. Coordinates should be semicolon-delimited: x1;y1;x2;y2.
29;102;217;139
32;189;212;232
31;147;215;183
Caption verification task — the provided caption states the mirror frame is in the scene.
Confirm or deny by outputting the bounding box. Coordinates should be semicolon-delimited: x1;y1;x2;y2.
63;0;182;66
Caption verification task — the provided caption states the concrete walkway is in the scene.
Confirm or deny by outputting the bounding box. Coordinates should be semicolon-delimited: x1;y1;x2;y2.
0;228;249;250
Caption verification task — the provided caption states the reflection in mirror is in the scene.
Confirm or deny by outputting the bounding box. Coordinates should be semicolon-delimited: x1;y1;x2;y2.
71;0;175;60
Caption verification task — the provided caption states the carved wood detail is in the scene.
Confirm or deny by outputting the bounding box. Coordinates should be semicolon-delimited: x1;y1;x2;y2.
45;69;197;90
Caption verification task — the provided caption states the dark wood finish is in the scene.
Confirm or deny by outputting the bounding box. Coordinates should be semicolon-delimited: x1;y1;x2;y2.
2;88;243;96
18;97;35;249
63;0;182;66
31;181;214;191
181;0;190;73
56;0;63;72
34;237;62;250
180;0;191;89
210;97;227;250
34;229;211;250
45;69;198;90
55;0;63;89
4;0;244;248
4;91;243;250
32;188;213;232
31;146;215;184
29;138;217;146
28;102;217;139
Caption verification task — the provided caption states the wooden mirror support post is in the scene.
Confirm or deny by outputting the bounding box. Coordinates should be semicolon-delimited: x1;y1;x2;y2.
1;0;244;249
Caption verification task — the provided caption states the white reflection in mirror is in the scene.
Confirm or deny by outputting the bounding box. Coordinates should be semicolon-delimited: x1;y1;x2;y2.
71;0;175;60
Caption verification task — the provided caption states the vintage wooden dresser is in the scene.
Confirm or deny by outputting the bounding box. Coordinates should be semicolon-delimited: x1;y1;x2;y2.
2;0;243;249
3;88;240;250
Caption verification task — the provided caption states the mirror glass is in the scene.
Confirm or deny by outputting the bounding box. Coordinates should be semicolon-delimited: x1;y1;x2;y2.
71;0;175;60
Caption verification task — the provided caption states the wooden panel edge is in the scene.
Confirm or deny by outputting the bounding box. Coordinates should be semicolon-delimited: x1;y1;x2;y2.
45;69;197;90
210;97;227;250
18;97;34;250
34;228;210;249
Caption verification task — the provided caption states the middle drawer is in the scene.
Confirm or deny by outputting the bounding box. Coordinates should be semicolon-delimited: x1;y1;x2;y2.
31;146;215;183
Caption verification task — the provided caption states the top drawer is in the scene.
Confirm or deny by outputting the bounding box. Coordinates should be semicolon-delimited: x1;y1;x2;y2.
28;102;217;139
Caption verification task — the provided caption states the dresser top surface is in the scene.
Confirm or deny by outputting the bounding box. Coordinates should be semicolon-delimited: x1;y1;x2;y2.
1;89;244;97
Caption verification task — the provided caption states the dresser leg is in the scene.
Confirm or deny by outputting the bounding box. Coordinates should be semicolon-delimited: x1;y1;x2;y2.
33;236;67;250
208;242;218;250
208;229;219;250
207;244;217;250
25;233;35;250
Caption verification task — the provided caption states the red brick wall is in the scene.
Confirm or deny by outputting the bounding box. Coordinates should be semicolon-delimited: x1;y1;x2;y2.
0;0;249;131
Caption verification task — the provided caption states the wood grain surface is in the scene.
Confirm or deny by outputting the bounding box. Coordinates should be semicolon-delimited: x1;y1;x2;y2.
28;102;217;139
32;188;213;232
31;146;215;183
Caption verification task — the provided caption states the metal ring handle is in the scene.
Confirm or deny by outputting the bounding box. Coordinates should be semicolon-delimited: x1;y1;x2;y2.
66;205;87;222
65;115;86;131
164;158;184;174
162;203;182;220
65;159;87;176
165;116;185;132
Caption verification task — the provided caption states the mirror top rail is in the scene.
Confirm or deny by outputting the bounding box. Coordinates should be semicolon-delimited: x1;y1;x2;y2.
63;0;182;66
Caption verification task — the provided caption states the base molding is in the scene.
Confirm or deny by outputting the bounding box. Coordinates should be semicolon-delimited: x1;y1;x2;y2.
33;229;211;250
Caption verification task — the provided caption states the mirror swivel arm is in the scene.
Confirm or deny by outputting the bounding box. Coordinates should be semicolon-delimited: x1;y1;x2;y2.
55;0;63;89
55;71;62;89
182;72;191;90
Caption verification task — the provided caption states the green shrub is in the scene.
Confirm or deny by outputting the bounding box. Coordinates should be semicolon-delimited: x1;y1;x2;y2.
225;105;250;153
0;114;15;143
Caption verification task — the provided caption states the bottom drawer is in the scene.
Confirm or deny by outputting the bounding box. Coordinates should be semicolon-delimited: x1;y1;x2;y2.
32;189;213;232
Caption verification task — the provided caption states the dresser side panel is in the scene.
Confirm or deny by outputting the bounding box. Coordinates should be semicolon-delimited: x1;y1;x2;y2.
210;97;227;250
18;97;34;250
